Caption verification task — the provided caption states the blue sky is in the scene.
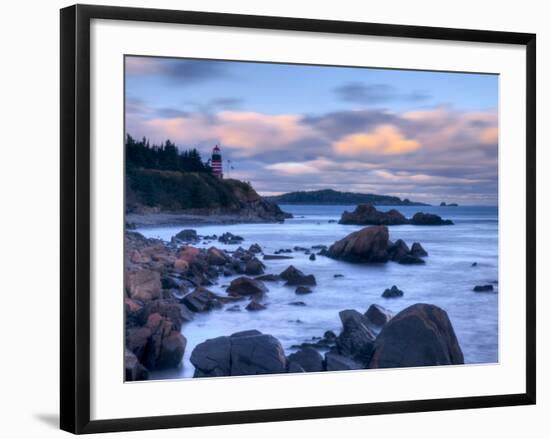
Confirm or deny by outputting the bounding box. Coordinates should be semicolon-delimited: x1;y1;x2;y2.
125;56;499;205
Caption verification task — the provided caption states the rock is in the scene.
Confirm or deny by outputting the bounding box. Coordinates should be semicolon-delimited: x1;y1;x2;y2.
309;253;316;261
295;286;313;295
339;204;409;225
125;348;149;381
263;254;294;260
288;301;307;306
226;304;241;312
440;202;447;207
248;243;262;253
325;352;363;371
333;274;344;278
287;347;324;372
364;304;394;327
472;262;478;267
182;287;224;312
382;285;404;298
244;257;265;275
246;300;267;311
369;303;464;368
328;219;337;223
280;265;317;286
288;362;306;373
336;309;376;365
143;299;193;329
177;246;201;263
141;313;186;370
174;229;199;242
255;274;281;282
191;331;287;377
410;242;428;257
327;226;390;263
294;246;308;252
410;212;453;226
206;247;229;266
158;330;187;369
473;284;494;292
125;269;162;302
173;258;189;271
312;245;328;251
397;254;426;265
387;239;410;262
219;232;244;244
226;276;268;297
126;326;152;359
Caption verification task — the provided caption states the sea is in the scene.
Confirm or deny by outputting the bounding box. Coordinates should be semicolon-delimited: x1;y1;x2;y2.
137;204;499;379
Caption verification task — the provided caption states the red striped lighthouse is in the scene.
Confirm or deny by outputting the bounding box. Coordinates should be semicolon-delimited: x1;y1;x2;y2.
211;145;223;178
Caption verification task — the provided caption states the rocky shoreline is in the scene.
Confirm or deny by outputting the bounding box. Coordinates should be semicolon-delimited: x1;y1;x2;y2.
339;203;454;226
124;220;471;381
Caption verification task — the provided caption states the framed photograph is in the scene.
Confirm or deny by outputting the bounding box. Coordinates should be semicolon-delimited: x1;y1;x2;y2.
60;4;536;434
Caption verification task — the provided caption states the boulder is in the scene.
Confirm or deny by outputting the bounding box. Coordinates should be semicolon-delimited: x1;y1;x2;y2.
244;257;265;275
141;312;186;370
326;226;390;263
295;286;313;295
219;232;244;244
325;352;363;371
126;326;152;359
369;303;464;368
226;276;268;297
473;284;494;292
288;362;306;373
177;246;201;263
336;309;376;365
397;254;426;265
174;229;199;242
280;265;317;286
143;299;193;330
287;347;324;372
182;287;224;312
191;331;287;377
255;274;281;282
125;269;161;302
249;243;262;253
309;253;316;261
364;304;394;327
410;242;428;257
410;212;453;226
206;247;229;266
246;300;267;311
339;204;408;225
382;285;404;298
125;348;150;381
387;239;410;262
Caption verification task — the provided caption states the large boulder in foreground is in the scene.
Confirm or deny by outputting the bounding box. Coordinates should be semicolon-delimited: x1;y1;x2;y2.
326;226;390;263
191;330;287;377
339;204;408;226
125;269;161;302
369;304;464;369
410;212;453;226
287;347;324;372
336;309;377;365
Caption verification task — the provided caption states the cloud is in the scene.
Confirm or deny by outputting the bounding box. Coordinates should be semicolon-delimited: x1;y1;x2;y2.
265;157;333;175
334;82;430;104
126;57;230;84
334;125;421;156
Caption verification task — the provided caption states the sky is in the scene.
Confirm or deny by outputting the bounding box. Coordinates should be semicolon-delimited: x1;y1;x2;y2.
125;56;499;205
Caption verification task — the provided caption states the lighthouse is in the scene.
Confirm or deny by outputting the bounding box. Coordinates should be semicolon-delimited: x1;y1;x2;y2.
211;145;223;178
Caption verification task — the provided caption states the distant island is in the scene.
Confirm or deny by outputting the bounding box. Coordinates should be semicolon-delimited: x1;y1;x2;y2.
266;189;429;206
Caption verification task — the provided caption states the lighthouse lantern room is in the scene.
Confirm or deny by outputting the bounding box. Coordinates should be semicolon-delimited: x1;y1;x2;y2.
211;145;223;178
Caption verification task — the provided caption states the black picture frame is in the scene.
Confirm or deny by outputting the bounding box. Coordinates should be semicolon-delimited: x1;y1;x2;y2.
60;4;536;434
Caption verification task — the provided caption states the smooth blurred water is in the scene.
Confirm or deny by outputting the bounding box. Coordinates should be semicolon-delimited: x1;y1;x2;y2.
139;204;498;379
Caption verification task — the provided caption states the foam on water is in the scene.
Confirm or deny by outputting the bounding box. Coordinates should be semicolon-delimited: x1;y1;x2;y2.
138;205;498;380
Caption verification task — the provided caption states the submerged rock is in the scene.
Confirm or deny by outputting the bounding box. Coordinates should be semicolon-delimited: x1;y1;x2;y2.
473;284;494;292
263;254;293;260
410;242;428;257
369;304;464;368
410;212;453;226
219;232;244;244
295;286;313;295
246;300;267;311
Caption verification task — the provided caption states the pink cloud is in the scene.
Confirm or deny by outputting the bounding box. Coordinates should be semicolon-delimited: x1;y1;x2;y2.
333;125;421;156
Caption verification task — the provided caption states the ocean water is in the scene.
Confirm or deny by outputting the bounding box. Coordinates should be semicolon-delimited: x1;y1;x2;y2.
137;204;499;379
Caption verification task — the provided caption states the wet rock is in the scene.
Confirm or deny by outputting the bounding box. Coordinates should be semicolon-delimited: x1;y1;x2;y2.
125;269;162;302
226;276;268;298
364;304;394;327
472;262;478;267
255;274;281;282
206;247;230;266
244;257;265;275
309;253;316;261
142;313;186;370
182;287;224;312
125;348;150;381
397;254;426;265
339;204;408;226
336;309;376;365
295;286;313;295
326;226;390;263
382;285;404;298
312;245;328;251
191;330;287;377
287;347;324;372
473;284;494;292
410;212;453;226
280;265;317;286
334;274;344;278
275;248;292;254
248;243;262;253
144;299;194;329
325;352;363;371
174;229;199;242
219;232;244;244
246;300;267;311
387;239;410;262
411;242;428;257
369;304;464;368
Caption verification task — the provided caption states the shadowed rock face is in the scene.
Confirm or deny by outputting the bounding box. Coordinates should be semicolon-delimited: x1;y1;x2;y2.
339;204;409;226
326;226;390;263
191;330;287;377
410;212;454;226
336;310;377;366
369;304;464;369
